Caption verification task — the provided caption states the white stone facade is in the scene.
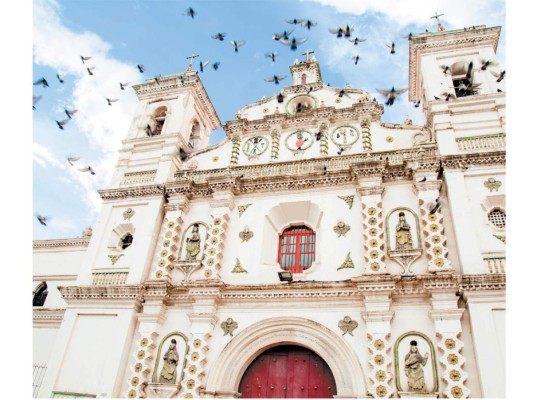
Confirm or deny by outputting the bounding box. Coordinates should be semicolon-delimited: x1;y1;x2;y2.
34;26;505;398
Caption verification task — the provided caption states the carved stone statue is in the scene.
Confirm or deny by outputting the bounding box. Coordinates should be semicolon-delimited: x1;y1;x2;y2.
185;224;201;261
404;340;429;392
159;339;179;384
338;316;358;336
221;318;238;336
395;212;413;250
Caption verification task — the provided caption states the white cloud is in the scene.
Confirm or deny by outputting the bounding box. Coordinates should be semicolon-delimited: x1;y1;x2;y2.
33;0;140;214
33;142;64;169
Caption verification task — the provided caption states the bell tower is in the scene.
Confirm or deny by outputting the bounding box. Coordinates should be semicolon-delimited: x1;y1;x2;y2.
289;50;324;88
409;26;505;155
107;68;221;188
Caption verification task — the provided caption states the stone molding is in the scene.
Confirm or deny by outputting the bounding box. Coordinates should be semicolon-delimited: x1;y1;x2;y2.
33;237;90;249
98;185;162;201
33;308;66;327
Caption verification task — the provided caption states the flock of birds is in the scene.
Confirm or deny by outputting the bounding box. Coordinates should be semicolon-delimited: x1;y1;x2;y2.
34;7;505;228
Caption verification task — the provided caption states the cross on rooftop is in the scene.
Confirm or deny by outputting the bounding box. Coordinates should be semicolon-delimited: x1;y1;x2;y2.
430;12;444;23
186;53;199;66
301;49;314;61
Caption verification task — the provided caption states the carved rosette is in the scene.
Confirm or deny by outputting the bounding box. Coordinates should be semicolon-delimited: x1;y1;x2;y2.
270;129;280;160
152;215;184;280
436;334;470;398
319;122;329;155
125;331;159;398
367;333;394;398
361;197;387;275
361;119;372;151
181;332;212;398
230;135;241;166
201;212;230;279
418;197;452;273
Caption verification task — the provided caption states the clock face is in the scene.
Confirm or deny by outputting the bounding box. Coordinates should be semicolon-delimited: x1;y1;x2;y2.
285;130;314;151
243;136;269;157
331;126;359;147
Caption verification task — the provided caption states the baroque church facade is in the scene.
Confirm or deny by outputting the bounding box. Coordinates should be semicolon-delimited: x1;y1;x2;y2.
33;26;505;398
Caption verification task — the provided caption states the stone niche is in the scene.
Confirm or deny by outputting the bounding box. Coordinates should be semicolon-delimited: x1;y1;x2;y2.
178;222;209;261
385;207;422;275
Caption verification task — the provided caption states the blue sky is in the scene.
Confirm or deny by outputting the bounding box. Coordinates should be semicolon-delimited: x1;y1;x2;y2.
31;0;506;240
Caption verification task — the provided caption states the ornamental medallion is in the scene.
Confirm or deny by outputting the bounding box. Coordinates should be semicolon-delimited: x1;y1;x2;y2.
285;130;314;151
243;136;269;157
331;126;359;147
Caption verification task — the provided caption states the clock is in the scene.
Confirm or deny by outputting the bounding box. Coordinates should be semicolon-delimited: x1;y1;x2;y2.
242;136;269;157
285;130;314;151
331;126;359;147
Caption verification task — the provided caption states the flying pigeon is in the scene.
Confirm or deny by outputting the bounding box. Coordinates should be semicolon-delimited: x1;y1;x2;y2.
64;108;78;119
334;88;351;98
481;59;499;71
230;40;246;52
385;42;396;54
55;119;70;130
36;214;49;226
413;100;421;108
137;64;145;73
273;29;294;41
33;77;49;88
119;82;130;90
264;75;287;84
348;37;366;45
301;19;317;30
183;7;196;18
376;86;408;106
199;60;209;72
280;36;308;51
80;55;92;64
78;166;96;175
491;70;505;82
402;32;414;40
265;51;278;62
287;18;304;25
211;32;226;41
329;25;354;38
86;67;95;76
67;156;80;165
352;54;360;65
106;97;119;106
212;62;221;71
440;64;450;74
56;73;65;83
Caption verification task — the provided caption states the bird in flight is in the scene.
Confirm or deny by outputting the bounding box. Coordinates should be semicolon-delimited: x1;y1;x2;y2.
78;166;96;175
440;64;450;74
265;75;287;85
481;59;499;71
352;54;360;65
56;73;65;83
137;64;145;73
80;55;92;64
33;77;49;88
287;18;304;25
64;108;78;119
67;156;80;166
280;36;308;51
120;82;130;90
385;42;396;54
434;92;454;101
301;19;317;30
230;40;246;52
106;97;119;106
36;214;49;226
33;96;42;110
56;118;70;130
329;24;354;38
413;100;421;108
183;7;196;18
376;87;408;106
211;32;226;41
491;70;505;82
86;67;95;76
273;29;294;41
212;61;221;71
265;51;278;62
402;32;414;40
199;60;209;72
335;88;351;98
348;37;366;45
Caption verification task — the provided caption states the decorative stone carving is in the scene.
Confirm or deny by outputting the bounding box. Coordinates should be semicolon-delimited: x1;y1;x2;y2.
173;260;202;283
153;215;187;280
386;208;423;275
108;254;124;265
319;122;329;155
81;226;93;237
484;177;502;192
238;226;254;242
338;194;355;209
123;208;135;220
270;129;281;160
201;210;231;279
338;252;355;270
178;222;208;262
221;318;238;336
231;258;248;273
338;316;358;336
361;119;372;151
285;130;314;152
333;221;351;237
238;203;252;217
493;234;506;244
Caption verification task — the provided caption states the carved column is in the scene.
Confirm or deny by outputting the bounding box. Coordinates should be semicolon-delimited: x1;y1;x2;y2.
230;134;241;166
414;172;452;273
357;176;388;275
181;287;221;398
151;194;191;280
201;185;235;280
359;281;396;398
319;122;329;155
270;128;280;160
426;280;470;398
124;288;168;399
361;119;372;152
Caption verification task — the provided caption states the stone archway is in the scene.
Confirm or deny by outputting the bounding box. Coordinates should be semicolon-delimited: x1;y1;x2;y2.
204;317;367;398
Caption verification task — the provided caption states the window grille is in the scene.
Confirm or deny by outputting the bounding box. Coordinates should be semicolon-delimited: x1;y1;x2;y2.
488;208;506;228
278;226;316;273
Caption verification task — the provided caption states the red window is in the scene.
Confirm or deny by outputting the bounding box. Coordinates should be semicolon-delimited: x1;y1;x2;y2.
278;226;316;273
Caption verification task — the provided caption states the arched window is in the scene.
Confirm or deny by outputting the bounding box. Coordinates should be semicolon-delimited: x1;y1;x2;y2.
120;233;134;249
278;226;316;273
33;282;48;307
301;73;307;85
188;120;201;149
150;107;167;136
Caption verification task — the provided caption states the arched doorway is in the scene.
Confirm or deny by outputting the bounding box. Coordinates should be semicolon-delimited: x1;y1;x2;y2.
239;345;337;398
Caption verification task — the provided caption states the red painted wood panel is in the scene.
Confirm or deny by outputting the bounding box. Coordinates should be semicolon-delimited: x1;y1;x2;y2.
239;345;337;399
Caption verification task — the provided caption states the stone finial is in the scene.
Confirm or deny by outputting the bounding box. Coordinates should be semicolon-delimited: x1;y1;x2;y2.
82;226;93;237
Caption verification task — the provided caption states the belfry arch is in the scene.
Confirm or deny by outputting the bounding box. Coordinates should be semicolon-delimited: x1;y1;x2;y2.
204;316;367;398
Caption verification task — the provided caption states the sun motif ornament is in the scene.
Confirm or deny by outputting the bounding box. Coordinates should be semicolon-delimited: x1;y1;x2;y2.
331;126;359;147
243;136;269;157
285;130;314;152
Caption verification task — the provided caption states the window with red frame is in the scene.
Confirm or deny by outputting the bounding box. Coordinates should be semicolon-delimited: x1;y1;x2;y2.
278;226;316;273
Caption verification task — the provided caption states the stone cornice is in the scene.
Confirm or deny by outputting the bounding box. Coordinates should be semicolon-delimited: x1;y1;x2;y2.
98;184;163;201
33;274;77;282
409;26;501;101
33;308;66;328
33;237;90;249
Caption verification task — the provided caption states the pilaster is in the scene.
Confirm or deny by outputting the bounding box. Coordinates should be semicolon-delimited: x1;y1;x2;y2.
413;173;452;273
230;134;241;166
318;121;329;155
270;128;281;160
357;176;387;275
361;119;372;152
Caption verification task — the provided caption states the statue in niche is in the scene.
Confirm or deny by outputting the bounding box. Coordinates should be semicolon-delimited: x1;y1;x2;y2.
185;224;201;261
395;212;413;250
404;340;429;392
159;339;179;384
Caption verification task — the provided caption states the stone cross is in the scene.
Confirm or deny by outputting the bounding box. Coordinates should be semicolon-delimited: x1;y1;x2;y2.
301;49;314;61
430;12;444;23
186;53;199;66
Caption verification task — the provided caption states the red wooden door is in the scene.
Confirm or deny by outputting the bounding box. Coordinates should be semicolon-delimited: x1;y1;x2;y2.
239;345;337;398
